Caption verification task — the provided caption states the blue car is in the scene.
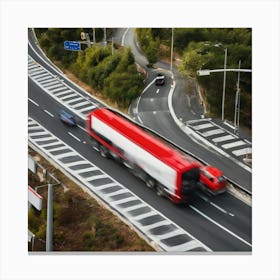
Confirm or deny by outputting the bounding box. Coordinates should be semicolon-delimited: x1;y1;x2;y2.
59;110;77;126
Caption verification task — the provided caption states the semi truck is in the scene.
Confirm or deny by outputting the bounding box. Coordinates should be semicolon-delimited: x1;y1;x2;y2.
87;108;202;204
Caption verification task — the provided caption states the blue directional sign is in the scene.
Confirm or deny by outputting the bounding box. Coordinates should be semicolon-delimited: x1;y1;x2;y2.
64;41;81;51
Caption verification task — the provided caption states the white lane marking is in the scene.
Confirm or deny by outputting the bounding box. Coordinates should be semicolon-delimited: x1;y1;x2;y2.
209;201;235;216
135;96;144;124
156;89;160;94
121;28;129;46
197;193;235;216
222;140;246;149
135;78;156;124
43;110;54;118
77;124;87;132
68;132;81;142
212;134;235;143
189;205;251;247
28;98;39;107
192;123;213;130
201;128;224;137
232;147;252;156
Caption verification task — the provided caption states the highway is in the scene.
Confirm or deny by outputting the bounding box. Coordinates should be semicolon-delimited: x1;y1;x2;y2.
28;29;252;252
122;28;252;192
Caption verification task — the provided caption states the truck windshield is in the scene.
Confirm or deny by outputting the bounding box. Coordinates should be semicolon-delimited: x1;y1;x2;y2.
181;167;200;194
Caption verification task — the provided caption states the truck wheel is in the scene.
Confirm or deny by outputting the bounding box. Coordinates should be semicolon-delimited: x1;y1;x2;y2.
155;185;165;197
99;145;108;158
146;178;155;189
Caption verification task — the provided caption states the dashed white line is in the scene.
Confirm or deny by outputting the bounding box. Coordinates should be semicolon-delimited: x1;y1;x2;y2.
156;89;160;94
28;98;39;107
77;124;87;132
189;205;251;247
43;110;54;118
209;201;235;216
93;146;100;152
68;132;81;142
197;193;235;216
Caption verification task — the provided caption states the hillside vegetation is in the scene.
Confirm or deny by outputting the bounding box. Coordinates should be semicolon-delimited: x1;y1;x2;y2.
35;28;144;109
136;28;252;128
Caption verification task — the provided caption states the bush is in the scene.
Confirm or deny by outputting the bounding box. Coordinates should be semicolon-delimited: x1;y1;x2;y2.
82;231;95;250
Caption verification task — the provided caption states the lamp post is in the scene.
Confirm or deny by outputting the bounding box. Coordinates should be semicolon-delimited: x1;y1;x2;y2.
92;28;96;44
234;60;242;134
203;43;227;121
103;28;107;46
170;28;174;72
213;44;227;121
221;47;227;121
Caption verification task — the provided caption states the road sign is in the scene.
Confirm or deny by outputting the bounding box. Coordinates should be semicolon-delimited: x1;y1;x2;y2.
64;41;81;51
197;69;211;76
28;186;42;211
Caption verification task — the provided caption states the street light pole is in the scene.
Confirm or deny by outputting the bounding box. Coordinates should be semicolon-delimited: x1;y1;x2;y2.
221;47;227;121
170;28;174;72
46;183;53;252
234;60;241;134
103;28;107;46
92;28;96;44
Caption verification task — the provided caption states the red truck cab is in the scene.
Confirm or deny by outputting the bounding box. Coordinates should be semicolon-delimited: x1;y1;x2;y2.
199;165;227;195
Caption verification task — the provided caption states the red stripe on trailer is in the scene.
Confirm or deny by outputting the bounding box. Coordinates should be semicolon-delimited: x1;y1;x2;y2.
88;108;198;173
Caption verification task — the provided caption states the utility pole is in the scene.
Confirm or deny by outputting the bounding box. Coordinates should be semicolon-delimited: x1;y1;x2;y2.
46;183;53;252
170;28;174;72
221;47;227;121
92;28;96;44
234;60;241;134
112;37;114;55
103;28;107;46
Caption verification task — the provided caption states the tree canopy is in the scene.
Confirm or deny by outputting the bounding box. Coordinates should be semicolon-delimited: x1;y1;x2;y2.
136;28;252;127
35;28;144;109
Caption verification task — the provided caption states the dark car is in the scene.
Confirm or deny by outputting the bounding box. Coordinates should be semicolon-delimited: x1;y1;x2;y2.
155;73;165;86
59;110;77;126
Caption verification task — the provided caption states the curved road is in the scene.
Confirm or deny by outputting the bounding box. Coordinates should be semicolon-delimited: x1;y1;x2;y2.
121;28;252;192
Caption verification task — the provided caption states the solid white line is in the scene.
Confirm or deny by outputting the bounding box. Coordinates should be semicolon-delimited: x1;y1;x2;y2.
189;205;251;247
121;28;129;46
135;97;144;124
28;98;39;107
43;110;54;118
135;78;156;124
68;132;81;142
